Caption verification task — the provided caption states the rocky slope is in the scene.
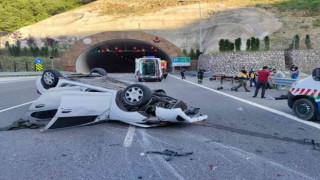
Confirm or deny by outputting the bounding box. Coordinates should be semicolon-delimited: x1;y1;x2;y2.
11;0;320;53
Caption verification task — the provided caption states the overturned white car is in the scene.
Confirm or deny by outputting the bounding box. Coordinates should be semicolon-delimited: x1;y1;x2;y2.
28;69;208;131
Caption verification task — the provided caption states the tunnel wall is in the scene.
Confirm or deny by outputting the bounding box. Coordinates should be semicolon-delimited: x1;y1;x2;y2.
60;31;184;72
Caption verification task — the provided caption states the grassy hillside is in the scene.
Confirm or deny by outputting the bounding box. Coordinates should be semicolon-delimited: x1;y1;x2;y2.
0;0;95;32
274;0;320;12
1;0;319;33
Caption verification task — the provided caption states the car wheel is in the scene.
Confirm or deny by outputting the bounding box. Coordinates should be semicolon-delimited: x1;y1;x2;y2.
41;69;62;89
293;98;318;121
121;84;152;107
89;68;107;76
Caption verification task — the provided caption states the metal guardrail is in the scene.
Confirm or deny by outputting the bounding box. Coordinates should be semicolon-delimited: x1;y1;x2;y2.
171;71;213;77
272;77;296;87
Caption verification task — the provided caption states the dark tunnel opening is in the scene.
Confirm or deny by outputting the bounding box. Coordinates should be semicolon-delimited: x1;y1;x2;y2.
77;39;171;73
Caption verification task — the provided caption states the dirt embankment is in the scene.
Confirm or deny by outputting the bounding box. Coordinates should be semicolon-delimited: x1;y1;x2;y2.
12;0;319;53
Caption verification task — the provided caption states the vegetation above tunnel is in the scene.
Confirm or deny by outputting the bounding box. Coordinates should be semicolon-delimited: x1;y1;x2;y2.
1;0;320;33
0;0;95;32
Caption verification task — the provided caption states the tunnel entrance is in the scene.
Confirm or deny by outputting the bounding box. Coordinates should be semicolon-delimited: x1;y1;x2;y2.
60;31;183;73
76;39;171;73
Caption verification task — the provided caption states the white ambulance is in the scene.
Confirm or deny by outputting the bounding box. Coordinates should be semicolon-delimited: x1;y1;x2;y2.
288;68;320;121
135;57;162;82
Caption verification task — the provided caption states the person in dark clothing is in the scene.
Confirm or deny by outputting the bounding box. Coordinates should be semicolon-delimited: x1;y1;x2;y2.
253;66;273;98
180;68;186;79
162;68;168;79
197;68;205;84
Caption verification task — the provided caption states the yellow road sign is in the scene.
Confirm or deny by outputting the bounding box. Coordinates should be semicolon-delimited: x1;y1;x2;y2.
35;63;43;71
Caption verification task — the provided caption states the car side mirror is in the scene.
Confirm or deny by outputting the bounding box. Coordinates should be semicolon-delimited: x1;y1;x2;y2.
312;68;320;81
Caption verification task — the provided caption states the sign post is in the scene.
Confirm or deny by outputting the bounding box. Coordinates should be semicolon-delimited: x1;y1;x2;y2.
34;57;43;71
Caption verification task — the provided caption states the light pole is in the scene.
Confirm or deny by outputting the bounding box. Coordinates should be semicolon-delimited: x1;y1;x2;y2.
178;0;202;53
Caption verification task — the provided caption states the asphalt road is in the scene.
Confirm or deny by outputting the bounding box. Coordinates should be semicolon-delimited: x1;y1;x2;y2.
0;74;320;180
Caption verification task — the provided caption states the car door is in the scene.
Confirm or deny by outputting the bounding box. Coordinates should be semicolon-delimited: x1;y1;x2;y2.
43;91;113;131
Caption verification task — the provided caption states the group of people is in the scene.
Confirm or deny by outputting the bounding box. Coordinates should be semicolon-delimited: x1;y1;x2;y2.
231;66;278;98
180;68;206;84
232;65;299;98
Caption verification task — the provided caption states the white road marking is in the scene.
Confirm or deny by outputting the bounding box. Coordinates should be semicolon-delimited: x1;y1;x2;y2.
170;75;320;130
0;79;36;84
123;125;136;147
0;101;34;113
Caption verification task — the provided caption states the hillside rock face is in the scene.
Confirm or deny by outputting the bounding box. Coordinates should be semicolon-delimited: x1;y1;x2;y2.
17;1;282;53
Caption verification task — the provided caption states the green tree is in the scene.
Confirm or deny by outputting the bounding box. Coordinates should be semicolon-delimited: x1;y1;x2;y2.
255;38;260;51
195;49;201;59
5;41;10;48
40;47;45;56
264;36;270;50
182;48;187;56
50;47;54;57
219;39;225;52
224;39;231;51
15;40;21;56
23;47;28;56
250;37;256;51
305;34;312;49
189;48;195;60
294;34;300;50
44;46;49;57
34;46;40;57
54;48;59;57
288;34;300;50
235;38;241;51
229;42;234;52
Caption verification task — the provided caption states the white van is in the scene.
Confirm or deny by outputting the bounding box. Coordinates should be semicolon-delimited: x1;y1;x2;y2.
288;68;320;121
135;57;162;82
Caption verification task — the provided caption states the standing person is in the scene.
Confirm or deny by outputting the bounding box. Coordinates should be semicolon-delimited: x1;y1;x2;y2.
232;68;250;92
249;68;257;87
197;67;205;84
162;68;168;79
253;66;273;98
291;66;300;79
180;68;186;79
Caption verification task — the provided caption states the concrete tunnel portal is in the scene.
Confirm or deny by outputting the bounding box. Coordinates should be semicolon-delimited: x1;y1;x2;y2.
60;31;184;73
76;39;171;73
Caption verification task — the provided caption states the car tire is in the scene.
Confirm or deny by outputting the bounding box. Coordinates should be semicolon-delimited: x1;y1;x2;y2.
121;84;152;107
41;69;62;89
293;98;318;121
89;68;107;76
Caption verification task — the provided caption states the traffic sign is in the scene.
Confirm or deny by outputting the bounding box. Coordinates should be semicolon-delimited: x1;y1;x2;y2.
35;63;43;71
34;57;43;71
171;57;190;66
34;57;43;64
